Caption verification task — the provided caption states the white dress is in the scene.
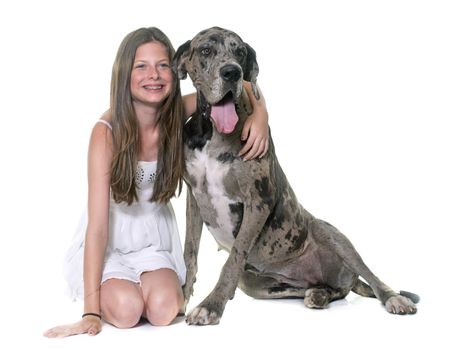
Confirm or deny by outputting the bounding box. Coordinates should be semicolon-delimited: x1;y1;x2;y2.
63;120;186;301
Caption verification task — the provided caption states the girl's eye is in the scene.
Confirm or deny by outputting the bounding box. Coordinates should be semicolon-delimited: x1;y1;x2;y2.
135;64;146;69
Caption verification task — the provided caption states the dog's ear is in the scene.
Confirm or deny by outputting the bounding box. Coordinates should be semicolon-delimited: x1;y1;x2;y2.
173;40;192;80
243;43;260;99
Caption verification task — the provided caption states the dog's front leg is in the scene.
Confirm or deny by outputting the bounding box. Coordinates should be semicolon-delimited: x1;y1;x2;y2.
186;203;269;325
182;186;203;312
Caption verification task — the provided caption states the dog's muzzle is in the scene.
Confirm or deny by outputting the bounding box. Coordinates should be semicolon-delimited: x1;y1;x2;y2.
207;64;242;134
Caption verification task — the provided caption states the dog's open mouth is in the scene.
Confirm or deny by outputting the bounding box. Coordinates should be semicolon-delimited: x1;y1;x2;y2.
210;92;238;134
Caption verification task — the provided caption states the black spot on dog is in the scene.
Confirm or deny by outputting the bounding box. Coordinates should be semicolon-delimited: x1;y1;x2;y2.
269;239;283;255
287;226;308;254
267;199;286;230
183;94;213;150
217;152;235;163
183;113;212;150
268;283;299;297
229;202;243;238
254;177;273;209
268;286;286;294
285;229;292;241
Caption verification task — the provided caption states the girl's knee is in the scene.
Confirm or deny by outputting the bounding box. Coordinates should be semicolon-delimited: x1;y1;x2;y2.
112;302;143;328
145;292;181;326
101;290;144;329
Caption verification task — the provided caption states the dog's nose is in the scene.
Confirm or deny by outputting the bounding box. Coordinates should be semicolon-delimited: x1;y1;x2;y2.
220;64;241;82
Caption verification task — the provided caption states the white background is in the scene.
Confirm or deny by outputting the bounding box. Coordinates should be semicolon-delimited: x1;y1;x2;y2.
1;0;451;349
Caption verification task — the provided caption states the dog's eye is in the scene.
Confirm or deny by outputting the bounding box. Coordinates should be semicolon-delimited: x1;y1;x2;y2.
236;47;246;60
201;47;211;56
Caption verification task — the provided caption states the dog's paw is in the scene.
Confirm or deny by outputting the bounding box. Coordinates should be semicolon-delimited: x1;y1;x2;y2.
304;288;330;309
186;306;221;325
385;295;417;315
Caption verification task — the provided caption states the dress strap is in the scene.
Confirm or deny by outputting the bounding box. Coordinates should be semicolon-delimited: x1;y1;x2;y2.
97;119;112;130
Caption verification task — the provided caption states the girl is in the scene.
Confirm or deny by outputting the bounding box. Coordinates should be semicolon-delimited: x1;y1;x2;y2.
44;27;269;338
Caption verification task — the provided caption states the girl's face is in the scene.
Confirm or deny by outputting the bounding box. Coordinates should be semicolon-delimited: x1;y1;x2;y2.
130;41;173;109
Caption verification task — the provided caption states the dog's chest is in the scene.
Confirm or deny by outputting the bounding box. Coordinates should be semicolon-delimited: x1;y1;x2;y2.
185;147;240;250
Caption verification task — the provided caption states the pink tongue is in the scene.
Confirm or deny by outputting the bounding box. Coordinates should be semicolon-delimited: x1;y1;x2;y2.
210;95;238;134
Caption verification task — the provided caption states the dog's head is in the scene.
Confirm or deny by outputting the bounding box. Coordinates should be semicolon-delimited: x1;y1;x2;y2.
174;27;259;134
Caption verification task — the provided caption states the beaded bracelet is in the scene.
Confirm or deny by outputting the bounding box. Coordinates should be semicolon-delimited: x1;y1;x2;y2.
82;312;101;320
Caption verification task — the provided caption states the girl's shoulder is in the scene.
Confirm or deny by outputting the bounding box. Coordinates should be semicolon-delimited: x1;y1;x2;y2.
89;111;113;156
97;110;112;130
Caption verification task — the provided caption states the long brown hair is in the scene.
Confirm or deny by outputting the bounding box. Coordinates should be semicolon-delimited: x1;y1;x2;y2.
109;27;184;204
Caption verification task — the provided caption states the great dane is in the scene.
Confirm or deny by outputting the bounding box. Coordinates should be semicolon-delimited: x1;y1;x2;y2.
174;27;419;325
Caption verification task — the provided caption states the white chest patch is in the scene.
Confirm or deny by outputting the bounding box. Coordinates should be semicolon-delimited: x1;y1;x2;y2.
186;148;236;250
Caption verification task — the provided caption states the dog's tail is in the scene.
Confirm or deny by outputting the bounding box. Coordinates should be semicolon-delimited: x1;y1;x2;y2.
352;279;420;304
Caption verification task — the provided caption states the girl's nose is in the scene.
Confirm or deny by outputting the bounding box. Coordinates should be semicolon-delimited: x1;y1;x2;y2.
148;66;160;79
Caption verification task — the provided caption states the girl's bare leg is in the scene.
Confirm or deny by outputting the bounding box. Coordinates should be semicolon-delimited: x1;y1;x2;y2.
140;268;183;326
100;279;144;328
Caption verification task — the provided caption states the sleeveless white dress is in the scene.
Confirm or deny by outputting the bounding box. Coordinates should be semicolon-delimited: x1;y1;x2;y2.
63;120;186;301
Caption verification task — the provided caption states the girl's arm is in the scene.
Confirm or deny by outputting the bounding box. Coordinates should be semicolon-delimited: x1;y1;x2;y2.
44;121;111;338
238;81;269;160
182;92;197;117
182;82;269;160
83;120;112;331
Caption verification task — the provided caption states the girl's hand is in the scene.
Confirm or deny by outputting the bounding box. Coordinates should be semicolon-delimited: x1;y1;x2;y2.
238;114;269;160
43;316;102;338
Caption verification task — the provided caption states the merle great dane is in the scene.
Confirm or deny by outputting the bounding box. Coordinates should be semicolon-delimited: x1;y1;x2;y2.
174;27;419;325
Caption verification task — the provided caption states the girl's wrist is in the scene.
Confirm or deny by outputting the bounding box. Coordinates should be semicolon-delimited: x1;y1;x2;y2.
82;312;101;320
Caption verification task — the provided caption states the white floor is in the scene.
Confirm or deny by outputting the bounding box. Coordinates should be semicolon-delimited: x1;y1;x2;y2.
40;299;436;350
8;216;449;349
13;265;447;350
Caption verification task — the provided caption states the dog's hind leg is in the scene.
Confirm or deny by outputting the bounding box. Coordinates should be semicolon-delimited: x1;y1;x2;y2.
239;270;349;309
312;219;418;314
239;269;307;299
